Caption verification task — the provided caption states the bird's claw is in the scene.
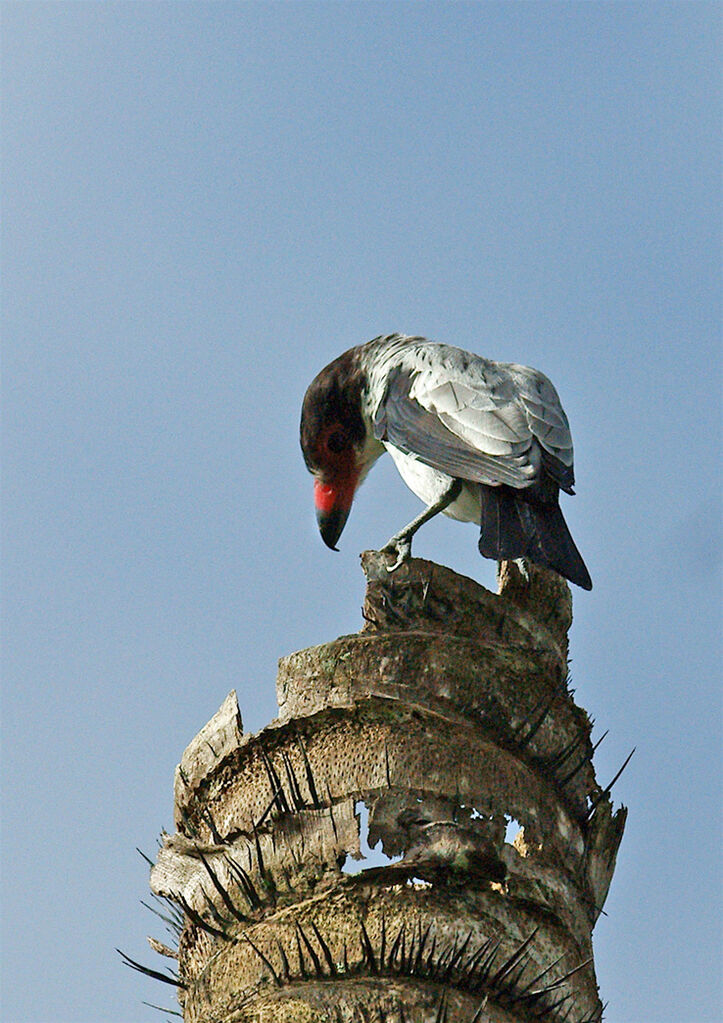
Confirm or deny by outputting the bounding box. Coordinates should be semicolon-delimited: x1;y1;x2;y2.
381;535;412;573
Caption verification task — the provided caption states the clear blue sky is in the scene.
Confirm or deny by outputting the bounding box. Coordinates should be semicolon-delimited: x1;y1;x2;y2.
2;3;720;1021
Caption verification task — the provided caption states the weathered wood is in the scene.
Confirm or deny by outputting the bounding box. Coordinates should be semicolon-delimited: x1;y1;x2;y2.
148;555;624;1022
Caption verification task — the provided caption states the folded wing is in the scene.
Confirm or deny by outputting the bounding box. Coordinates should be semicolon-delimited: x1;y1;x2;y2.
374;362;575;495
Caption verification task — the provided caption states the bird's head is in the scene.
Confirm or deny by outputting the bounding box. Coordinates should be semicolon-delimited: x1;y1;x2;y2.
300;348;380;551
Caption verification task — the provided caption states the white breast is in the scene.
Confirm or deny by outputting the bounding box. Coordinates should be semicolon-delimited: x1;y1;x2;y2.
384;444;481;523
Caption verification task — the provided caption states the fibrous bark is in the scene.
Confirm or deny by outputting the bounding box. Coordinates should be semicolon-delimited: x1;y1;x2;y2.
148;553;626;1022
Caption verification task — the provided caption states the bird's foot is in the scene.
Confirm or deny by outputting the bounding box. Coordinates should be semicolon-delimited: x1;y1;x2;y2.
381;533;413;572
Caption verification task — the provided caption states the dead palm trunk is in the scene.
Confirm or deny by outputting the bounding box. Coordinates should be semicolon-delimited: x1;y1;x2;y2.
145;554;626;1022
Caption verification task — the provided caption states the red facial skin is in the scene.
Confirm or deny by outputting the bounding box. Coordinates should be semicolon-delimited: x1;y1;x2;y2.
313;475;357;517
312;423;360;516
311;426;360;549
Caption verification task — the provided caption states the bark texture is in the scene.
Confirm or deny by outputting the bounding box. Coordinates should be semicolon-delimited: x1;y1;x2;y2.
149;554;625;1022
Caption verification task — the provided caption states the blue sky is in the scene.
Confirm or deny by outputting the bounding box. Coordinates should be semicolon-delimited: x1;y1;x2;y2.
2;3;721;1021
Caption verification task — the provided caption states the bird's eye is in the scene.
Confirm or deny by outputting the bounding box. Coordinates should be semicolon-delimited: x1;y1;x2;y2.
326;430;346;454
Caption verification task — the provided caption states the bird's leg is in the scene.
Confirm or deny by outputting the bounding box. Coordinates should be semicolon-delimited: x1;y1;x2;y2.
382;479;463;572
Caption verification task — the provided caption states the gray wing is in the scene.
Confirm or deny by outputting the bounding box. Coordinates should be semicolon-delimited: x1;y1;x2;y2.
374;360;575;493
506;362;575;486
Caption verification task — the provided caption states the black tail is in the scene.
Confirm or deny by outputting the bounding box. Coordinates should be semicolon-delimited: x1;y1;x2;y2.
478;484;592;590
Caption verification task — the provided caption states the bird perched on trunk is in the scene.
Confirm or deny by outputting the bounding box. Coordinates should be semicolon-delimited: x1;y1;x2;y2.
300;333;592;590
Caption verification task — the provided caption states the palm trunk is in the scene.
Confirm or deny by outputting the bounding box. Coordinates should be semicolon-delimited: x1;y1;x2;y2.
148;553;625;1022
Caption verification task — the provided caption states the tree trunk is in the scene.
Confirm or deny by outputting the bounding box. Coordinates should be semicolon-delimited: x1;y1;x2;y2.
149;553;625;1022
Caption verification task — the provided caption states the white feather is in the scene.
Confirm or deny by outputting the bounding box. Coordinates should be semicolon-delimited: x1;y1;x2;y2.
361;334;576;487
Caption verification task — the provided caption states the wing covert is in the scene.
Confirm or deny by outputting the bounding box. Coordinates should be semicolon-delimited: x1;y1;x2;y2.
374;368;538;489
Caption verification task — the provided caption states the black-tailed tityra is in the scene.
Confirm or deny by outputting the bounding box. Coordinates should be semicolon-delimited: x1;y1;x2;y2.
300;334;592;590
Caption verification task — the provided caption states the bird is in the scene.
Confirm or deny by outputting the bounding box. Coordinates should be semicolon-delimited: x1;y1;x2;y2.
300;333;592;590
